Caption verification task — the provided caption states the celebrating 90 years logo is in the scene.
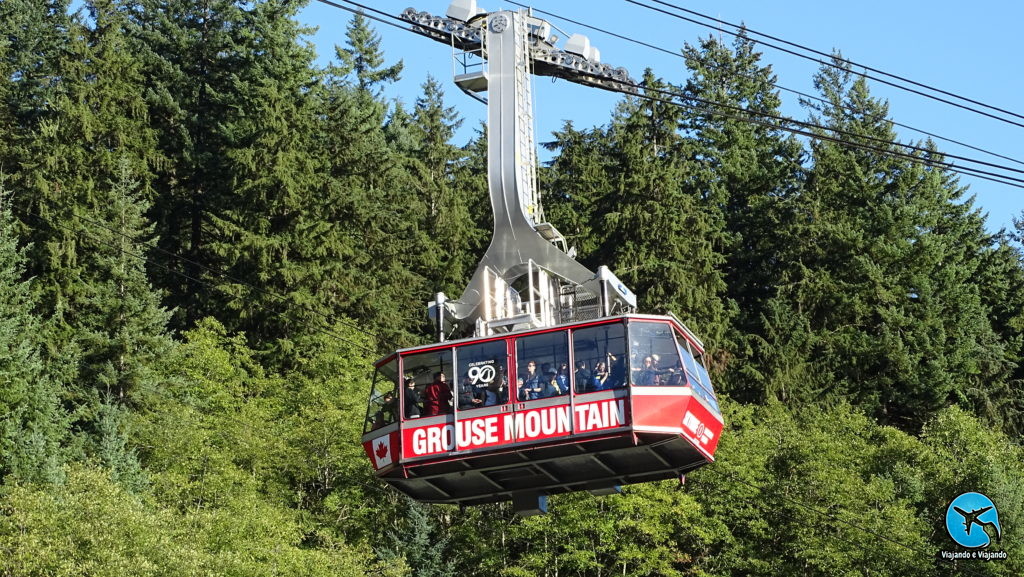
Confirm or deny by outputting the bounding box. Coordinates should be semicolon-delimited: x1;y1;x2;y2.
939;492;1007;562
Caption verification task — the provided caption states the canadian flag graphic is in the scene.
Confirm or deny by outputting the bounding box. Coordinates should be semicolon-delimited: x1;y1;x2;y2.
683;411;715;446
373;436;393;469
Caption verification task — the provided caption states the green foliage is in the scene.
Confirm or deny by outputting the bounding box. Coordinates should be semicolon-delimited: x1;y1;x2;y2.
403;76;482;295
338;13;403;94
701;403;937;576
314;14;433;348
680;33;804;388
136;318;290;506
0;0;172;477
0;465;194;576
541;121;612;260
199;0;345;363
738;54;1014;431
0;0;71;133
0;3;1021;575
0;182;66;485
378;498;454;577
75;159;172;404
11;0;159;321
130;318;386;575
0;465;375;576
123;0;245;327
974;229;1024;433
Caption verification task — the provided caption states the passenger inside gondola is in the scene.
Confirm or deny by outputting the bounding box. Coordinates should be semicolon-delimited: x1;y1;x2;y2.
483;376;508;406
472;367;490;401
629;321;687;386
492;364;508;401
591;360;609;390
370;390;397;430
555;363;570;394
635;354;677;386
458;375;484;410
570;323;626;393
652;354;677;383
516;376;532;400
573;361;591;393
404;377;422;418
607;355;626;389
521;361;542;400
539;372;560;398
516;330;570;400
423;371;452;416
364;357;400;433
636;356;658;386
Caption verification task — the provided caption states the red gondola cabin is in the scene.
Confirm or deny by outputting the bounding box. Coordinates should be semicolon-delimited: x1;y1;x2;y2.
362;314;722;513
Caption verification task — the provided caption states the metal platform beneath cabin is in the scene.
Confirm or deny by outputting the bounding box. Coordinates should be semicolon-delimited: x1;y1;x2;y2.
380;431;709;507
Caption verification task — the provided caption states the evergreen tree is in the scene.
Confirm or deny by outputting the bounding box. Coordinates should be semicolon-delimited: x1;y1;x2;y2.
0;35;12;167
0;0;72;136
8;0;160;356
5;1;172;469
597;70;733;354
317;14;431;346
378;498;455;577
974;226;1024;433
541;121;613;263
0;181;66;485
405;75;476;295
95;401;146;490
764;55;1010;430
75;158;172;405
0;0;78;317
55;155;172;482
200;0;339;361
680;32;804;390
123;0;244;327
338;12;402;95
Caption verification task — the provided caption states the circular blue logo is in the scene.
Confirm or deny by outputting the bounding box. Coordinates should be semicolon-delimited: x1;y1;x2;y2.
946;492;1001;549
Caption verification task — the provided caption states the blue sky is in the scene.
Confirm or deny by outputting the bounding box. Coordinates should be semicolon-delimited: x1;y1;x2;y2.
299;0;1024;235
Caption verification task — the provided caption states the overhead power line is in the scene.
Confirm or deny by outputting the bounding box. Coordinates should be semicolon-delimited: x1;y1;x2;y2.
626;0;1024;131
605;74;1024;190
319;0;1024;188
315;0;420;35
317;0;1024;189
636;0;1024;124
617;75;1024;184
506;0;1024;169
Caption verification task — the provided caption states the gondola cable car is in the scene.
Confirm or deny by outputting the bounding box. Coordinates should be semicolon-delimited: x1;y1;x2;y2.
362;0;723;516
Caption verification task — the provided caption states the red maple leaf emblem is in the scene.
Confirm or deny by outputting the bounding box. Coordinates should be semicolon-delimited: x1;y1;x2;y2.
375;441;389;460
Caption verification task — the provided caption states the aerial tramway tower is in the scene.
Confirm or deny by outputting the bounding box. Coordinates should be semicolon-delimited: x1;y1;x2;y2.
362;0;723;516
412;0;641;339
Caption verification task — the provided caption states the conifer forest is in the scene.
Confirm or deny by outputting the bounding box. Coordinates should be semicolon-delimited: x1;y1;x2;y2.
1;1;1023;575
